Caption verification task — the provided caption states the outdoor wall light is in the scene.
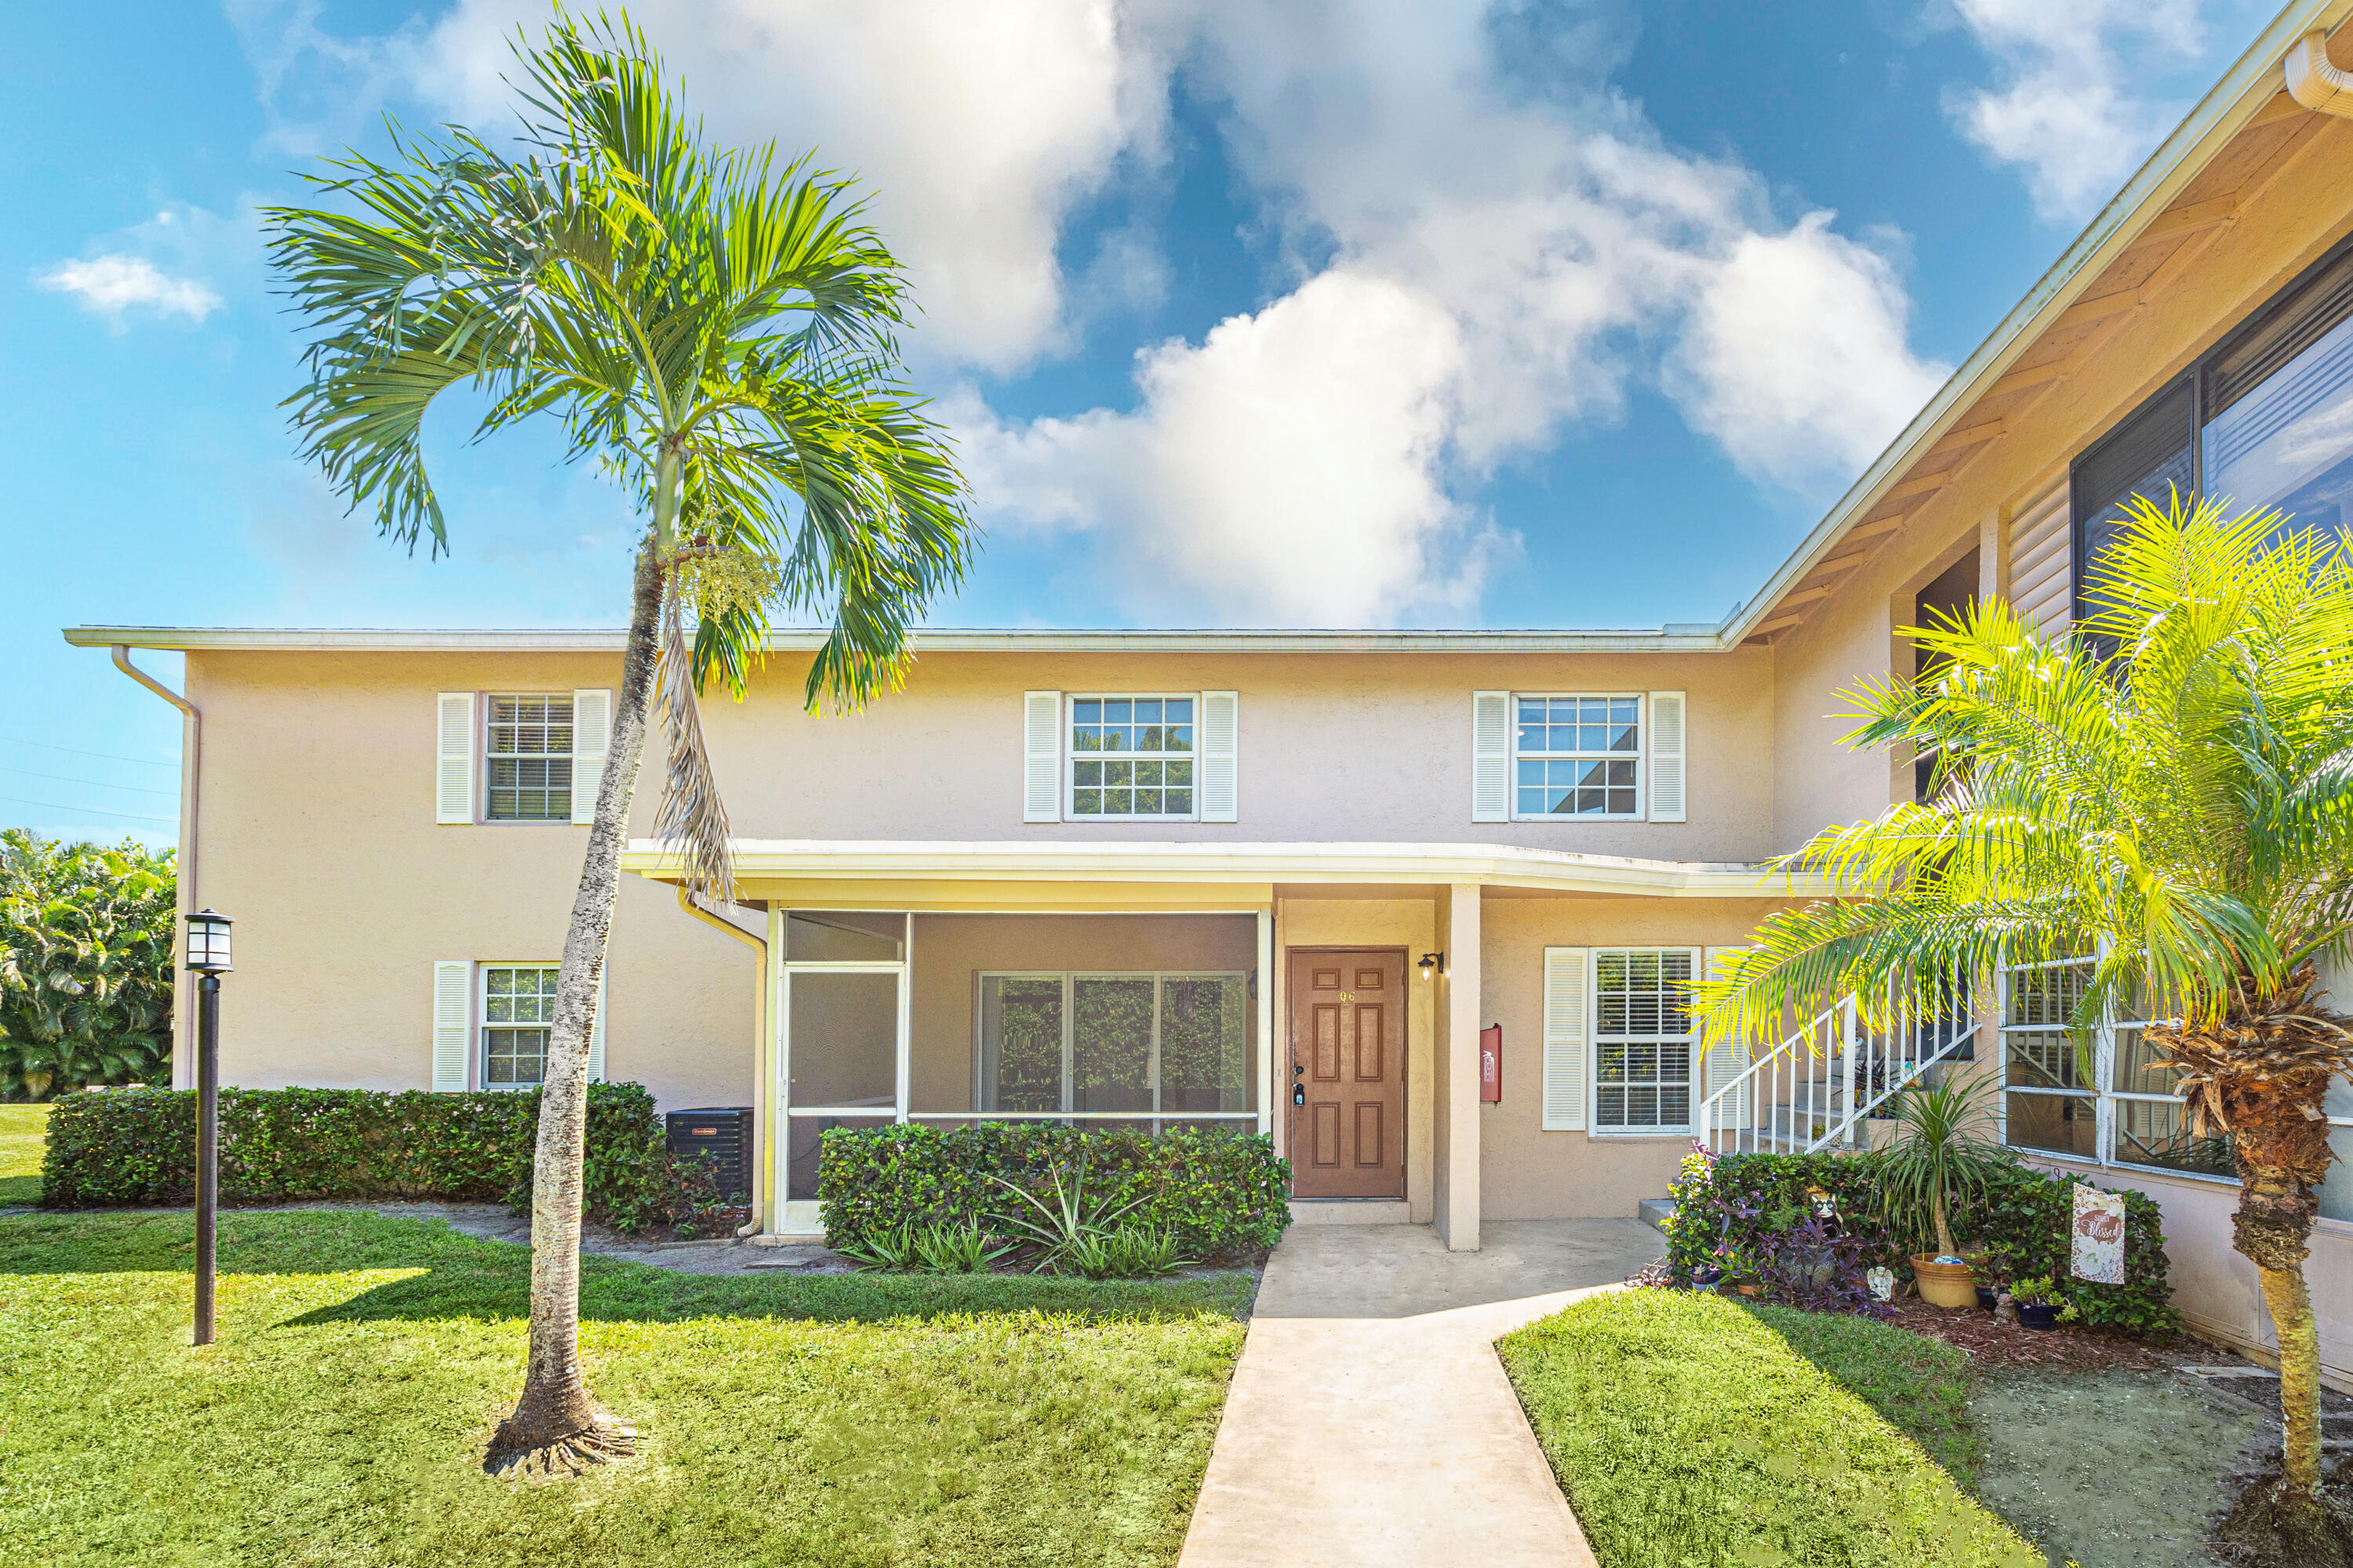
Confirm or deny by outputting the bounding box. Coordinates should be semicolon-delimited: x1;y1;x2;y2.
1418;952;1444;980
184;908;235;974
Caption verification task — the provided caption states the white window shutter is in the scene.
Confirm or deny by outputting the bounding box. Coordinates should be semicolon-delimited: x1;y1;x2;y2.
432;961;472;1092
1647;690;1686;822
1199;690;1239;822
1472;690;1511;823
1542;947;1589;1131
1024;691;1062;823
586;967;607;1082
571;689;611;826
436;692;475;824
1700;948;1751;1134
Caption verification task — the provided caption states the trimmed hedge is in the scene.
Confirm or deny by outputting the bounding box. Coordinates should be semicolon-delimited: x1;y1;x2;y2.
1662;1148;2181;1337
817;1122;1291;1261
39;1082;698;1235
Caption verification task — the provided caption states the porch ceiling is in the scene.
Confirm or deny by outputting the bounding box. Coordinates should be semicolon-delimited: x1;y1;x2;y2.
619;839;1835;900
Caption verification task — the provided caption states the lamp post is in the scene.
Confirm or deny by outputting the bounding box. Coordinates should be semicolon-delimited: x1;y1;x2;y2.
184;909;233;1348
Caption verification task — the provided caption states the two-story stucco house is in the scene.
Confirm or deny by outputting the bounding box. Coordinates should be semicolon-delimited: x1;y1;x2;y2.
67;5;2353;1386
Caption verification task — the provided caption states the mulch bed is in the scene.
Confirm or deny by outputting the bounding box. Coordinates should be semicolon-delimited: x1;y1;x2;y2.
1883;1297;2198;1371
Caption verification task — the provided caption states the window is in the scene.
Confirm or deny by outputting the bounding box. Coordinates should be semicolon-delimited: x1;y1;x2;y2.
482;965;560;1087
1515;696;1640;818
486;695;573;820
976;971;1250;1120
2000;955;2234;1180
2074;234;2353;624
1591;948;1696;1133
1070;696;1195;819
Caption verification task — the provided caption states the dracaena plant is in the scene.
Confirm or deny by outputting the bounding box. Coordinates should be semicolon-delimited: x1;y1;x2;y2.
1694;493;2353;1510
265;13;973;1479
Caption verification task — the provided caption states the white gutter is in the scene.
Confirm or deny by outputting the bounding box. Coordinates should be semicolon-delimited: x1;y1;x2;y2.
63;624;1729;656
1718;0;2353;648
2288;30;2353;115
108;646;199;1091
619;838;1832;899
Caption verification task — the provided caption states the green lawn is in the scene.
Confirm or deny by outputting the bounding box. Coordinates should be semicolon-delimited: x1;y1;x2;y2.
0;1104;48;1205
1498;1290;2039;1568
0;1209;1251;1567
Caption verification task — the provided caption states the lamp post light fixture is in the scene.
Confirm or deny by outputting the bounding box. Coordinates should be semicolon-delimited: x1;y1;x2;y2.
1418;952;1444;981
184;909;233;1348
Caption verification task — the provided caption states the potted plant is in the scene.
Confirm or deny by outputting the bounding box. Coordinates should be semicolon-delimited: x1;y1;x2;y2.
2009;1275;2067;1330
1869;1075;2016;1309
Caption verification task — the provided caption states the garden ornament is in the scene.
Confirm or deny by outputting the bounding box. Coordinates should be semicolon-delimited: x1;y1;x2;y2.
1865;1265;1895;1302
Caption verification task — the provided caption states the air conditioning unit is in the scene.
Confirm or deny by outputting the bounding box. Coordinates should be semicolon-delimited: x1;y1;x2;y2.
664;1107;753;1199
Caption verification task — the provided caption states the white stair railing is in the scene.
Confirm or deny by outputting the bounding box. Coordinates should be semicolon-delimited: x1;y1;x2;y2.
1697;976;1977;1155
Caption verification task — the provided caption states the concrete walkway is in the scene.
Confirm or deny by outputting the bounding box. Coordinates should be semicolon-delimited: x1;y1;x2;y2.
1180;1220;1662;1568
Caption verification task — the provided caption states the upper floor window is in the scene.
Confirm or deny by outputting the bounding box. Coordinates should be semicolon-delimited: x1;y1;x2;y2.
1071;695;1195;820
2075;234;2353;622
486;695;574;820
1515;695;1640;818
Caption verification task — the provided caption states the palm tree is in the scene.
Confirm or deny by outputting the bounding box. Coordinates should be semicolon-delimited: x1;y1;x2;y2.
265;16;973;1477
1697;494;2353;1511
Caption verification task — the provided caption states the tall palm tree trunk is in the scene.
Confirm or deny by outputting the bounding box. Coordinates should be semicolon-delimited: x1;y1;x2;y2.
487;538;665;1476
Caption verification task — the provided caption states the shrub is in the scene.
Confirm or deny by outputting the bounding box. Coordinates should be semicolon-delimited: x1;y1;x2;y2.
38;1081;707;1235
0;831;176;1101
1660;1144;2180;1337
818;1122;1289;1262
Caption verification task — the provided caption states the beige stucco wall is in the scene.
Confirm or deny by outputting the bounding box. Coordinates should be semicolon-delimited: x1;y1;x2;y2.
1478;893;1787;1220
185;649;753;1111
693;647;1776;861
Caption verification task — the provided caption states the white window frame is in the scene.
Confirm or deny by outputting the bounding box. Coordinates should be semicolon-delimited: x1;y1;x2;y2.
480;962;562;1090
973;970;1253;1126
1064;692;1202;823
1586;945;1700;1137
1509;692;1646;822
482;693;576;824
1996;952;2237;1185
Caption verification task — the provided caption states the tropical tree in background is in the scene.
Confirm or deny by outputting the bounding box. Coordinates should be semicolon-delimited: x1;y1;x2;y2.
0;831;176;1101
266;15;973;1477
1697;496;2353;1518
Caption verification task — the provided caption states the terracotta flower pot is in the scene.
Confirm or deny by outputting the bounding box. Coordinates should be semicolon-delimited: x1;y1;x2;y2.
1911;1254;1978;1309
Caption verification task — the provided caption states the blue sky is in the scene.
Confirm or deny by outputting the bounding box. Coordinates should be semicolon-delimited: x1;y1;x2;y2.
0;0;2280;843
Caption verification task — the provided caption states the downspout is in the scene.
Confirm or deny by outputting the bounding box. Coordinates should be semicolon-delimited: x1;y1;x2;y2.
676;886;769;1238
2286;31;2353;117
111;646;198;1090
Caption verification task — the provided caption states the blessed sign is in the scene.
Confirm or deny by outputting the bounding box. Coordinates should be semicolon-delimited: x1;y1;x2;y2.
2071;1183;2126;1285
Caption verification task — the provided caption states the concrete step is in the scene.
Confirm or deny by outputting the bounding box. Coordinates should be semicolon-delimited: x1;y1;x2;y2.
1638;1197;1676;1232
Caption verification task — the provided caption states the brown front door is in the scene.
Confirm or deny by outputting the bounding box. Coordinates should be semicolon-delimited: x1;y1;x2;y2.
1287;950;1406;1199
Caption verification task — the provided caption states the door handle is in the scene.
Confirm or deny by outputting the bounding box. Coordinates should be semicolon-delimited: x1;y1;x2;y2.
1292;1083;1306;1106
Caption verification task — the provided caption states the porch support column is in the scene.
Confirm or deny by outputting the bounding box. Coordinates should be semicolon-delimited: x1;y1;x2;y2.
1437;882;1482;1251
1256;908;1275;1137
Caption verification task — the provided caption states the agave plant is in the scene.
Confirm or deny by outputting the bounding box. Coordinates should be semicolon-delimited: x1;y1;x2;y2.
911;1219;1013;1275
989;1158;1140;1272
835;1221;923;1272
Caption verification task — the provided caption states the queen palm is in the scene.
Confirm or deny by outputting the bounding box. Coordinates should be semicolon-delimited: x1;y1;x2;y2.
1698;495;2353;1510
265;16;973;1476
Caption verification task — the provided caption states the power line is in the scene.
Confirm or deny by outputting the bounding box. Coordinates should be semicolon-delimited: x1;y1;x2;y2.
0;793;177;825
0;765;180;798
0;737;180;770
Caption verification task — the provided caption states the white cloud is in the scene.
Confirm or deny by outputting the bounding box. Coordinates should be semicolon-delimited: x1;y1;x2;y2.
412;1;1158;373
956;2;1946;622
36;255;221;326
958;271;1502;624
1944;0;2226;220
